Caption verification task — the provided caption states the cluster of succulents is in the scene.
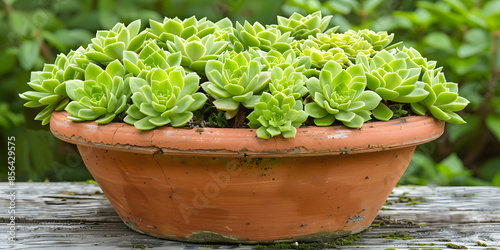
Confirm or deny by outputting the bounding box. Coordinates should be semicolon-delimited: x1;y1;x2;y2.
21;12;469;139
19;47;89;125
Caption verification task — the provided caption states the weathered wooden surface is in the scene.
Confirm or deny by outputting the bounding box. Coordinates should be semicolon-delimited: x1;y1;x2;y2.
1;183;499;249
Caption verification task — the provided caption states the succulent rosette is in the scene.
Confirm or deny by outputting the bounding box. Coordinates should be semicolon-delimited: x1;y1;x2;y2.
148;16;233;43
345;29;398;51
19;47;89;125
124;67;207;130
86;20;147;63
231;21;293;53
273;11;336;39
247;92;308;139
201;51;271;119
399;46;438;71
123;40;182;77
305;61;381;128
300;46;349;70
357;50;430;121
64;60;131;124
411;70;469;124
166;35;230;73
269;65;308;100
251;49;315;77
308;32;374;60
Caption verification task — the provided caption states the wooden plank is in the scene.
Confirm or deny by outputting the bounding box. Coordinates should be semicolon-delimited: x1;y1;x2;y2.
0;182;120;223
1;183;499;249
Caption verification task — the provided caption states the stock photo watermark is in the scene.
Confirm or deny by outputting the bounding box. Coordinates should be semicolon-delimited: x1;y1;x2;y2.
7;136;16;242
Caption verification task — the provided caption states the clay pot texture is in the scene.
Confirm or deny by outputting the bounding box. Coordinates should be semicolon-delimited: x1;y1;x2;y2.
50;111;444;243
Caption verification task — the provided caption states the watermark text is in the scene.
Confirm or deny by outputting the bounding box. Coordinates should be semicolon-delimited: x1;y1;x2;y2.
7;136;16;242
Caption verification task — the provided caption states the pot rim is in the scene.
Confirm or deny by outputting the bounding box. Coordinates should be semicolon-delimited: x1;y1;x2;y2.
50;111;444;157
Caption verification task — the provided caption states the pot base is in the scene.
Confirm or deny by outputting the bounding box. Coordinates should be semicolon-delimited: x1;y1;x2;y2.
124;220;364;244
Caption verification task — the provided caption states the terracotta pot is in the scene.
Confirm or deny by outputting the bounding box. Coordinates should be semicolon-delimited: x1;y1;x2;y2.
50;111;444;243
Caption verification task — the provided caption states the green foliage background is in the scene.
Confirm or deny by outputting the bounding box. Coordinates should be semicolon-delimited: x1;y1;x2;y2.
1;0;499;185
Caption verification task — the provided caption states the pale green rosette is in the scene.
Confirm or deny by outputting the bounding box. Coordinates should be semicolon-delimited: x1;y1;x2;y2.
166;35;229;73
19;47;89;125
231;21;293;53
273;11;336;39
305;61;381;128
247;92;308;139
357;49;430;121
411;70;469;124
202;51;271;119
148;16;233;43
123;40;182;77
124;67;207;130
86;20;147;63
64;60;131;124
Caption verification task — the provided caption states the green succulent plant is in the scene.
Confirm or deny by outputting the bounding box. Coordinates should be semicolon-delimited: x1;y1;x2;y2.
19;47;89;125
247;92;308;139
86;20;147;63
399;46;438;71
123;40;182;77
269;65;308;100
411;70;469;124
201;51;271;119
357;49;430;121
318;33;373;58
305;61;381;128
124;67;207;130
166;35;230;73
64;60;131;124
298;29;399;63
345;29;398;51
251;49;315;77
300;46;349;70
231;21;293;53
149;16;233;43
273;11;336;39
